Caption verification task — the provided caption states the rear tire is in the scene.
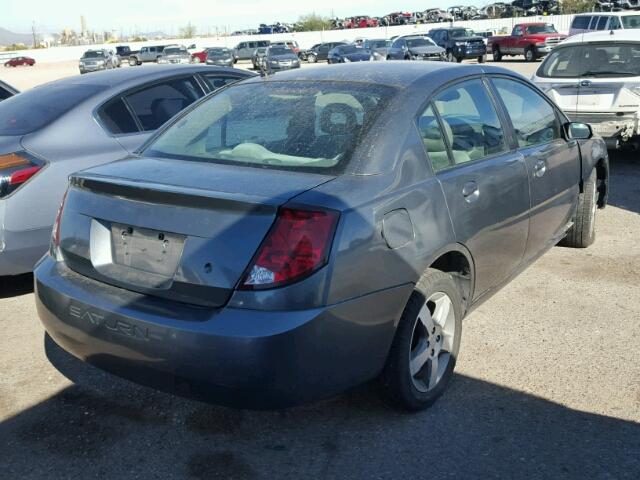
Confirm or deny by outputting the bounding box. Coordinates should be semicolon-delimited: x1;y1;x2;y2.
456;56;463;63
559;168;598;248
307;53;317;63
128;57;137;66
381;268;463;411
192;56;201;63
492;46;502;62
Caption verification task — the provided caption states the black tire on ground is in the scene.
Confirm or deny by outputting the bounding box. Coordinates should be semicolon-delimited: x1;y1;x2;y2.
308;53;317;63
456;56;463;63
559;168;598;248
524;46;537;62
492;46;502;62
478;54;486;63
446;50;455;62
381;268;463;411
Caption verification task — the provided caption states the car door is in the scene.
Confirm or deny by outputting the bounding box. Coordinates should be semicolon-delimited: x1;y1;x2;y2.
317;44;330;60
98;75;207;152
491;76;580;261
419;78;530;296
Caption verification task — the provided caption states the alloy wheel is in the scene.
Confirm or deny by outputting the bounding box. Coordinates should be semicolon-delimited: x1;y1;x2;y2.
409;291;456;392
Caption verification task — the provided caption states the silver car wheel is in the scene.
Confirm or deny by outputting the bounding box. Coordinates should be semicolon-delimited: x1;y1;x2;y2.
409;291;456;393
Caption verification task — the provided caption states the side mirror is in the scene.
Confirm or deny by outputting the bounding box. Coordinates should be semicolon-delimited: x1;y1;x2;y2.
566;122;592;140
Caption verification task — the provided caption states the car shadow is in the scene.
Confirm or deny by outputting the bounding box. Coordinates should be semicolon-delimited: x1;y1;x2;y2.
0;273;34;299
0;333;637;479
607;150;640;215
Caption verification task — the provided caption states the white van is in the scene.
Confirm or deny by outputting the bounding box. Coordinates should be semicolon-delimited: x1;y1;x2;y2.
532;30;640;149
569;11;640;36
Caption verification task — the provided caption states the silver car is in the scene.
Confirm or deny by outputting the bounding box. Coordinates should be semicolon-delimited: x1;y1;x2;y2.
157;45;191;64
0;65;253;276
78;49;118;74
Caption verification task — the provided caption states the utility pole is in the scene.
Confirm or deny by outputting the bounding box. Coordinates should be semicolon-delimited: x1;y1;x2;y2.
31;21;38;48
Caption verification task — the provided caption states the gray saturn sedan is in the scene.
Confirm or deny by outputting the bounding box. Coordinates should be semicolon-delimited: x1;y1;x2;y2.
36;62;609;410
0;65;253;276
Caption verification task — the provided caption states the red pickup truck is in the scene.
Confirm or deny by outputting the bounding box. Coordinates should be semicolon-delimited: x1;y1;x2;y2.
488;23;566;62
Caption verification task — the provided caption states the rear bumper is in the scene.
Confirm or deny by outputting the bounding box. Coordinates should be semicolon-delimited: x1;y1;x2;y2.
35;257;410;408
568;112;640;142
0;225;50;276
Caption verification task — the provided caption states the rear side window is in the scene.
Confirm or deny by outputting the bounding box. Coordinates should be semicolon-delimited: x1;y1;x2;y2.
538;46;582;78
492;78;560;148
98;98;138;134
417;104;450;172
0;85;13;101
125;76;203;131
572;16;591;29
429;79;507;166
0;84;105;135
595;16;609;30
200;74;240;91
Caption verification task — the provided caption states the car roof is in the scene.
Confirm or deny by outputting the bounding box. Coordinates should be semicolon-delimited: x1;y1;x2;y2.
34;65;248;90
242;62;518;89
574;10;639;16
562;30;640;45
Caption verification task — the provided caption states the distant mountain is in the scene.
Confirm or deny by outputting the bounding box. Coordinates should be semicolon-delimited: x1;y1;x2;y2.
0;27;35;46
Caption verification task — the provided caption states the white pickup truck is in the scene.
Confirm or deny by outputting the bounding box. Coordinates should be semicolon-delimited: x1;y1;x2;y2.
533;30;640;150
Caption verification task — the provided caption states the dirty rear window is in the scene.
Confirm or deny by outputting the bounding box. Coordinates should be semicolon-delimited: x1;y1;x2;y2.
145;81;395;174
0;84;106;135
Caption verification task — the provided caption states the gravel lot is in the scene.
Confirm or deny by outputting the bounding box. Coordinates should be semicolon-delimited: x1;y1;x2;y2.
1;59;638;479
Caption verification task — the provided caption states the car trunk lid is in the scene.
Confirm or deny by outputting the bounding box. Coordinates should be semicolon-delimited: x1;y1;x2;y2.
59;156;335;307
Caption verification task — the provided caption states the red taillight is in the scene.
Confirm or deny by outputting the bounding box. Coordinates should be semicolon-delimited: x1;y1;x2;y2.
0;152;45;198
241;207;339;289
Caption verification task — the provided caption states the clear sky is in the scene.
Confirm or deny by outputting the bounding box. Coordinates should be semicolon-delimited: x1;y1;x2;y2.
4;0;477;35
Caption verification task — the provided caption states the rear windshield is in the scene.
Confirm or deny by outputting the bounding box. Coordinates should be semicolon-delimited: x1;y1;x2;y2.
0;84;105;135
406;38;435;48
145;81;395;174
83;51;105;58
208;48;229;55
164;47;186;55
622;15;640;29
526;24;557;34
269;47;292;55
539;42;640;78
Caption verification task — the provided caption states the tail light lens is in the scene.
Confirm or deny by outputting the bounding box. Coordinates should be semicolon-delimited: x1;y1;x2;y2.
0;152;45;198
241;207;339;290
50;189;68;260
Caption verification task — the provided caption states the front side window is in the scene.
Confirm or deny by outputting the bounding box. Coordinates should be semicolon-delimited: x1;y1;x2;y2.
429;79;507;165
538;46;583;78
145;82;394;174
125;76;203;131
492;78;560;148
513;26;523;36
609;16;622;30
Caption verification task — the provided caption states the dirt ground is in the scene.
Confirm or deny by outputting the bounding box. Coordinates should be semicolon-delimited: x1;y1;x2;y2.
0;59;638;479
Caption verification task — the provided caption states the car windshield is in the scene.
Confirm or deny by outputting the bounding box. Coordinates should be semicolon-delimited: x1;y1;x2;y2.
145;81;395;174
164;47;186;55
83;51;105;58
527;24;557;34
539;42;640;78
451;29;474;38
0;84;106;135
406;38;435;48
269;47;292;55
622;15;640;28
208;48;229;56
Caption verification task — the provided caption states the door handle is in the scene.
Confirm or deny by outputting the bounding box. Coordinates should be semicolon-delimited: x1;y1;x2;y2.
534;159;547;178
462;181;479;203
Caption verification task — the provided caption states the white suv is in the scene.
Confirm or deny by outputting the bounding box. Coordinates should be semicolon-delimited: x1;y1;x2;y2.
532;30;640;150
568;11;640;36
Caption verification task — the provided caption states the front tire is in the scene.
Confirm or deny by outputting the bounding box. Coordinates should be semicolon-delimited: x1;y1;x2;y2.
307;53;317;63
128;57;137;66
559;168;598;248
446;50;455;62
524;46;537;62
478;54;486;63
381;268;463;411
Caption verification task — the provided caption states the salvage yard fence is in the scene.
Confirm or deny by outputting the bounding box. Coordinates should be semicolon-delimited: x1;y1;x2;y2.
10;14;577;64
